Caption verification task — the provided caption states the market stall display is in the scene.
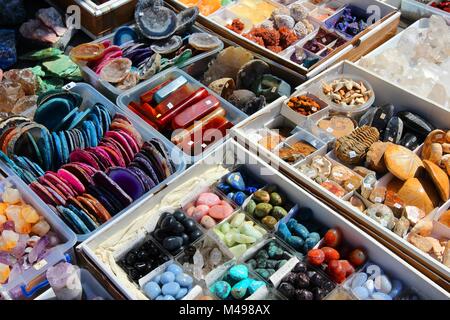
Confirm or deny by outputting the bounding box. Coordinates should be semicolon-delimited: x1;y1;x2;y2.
167;0;401;79
359;16;450;110
0;83;186;240
77;140;449;300
231;60;450;284
0;0;449;302
70;3;224;100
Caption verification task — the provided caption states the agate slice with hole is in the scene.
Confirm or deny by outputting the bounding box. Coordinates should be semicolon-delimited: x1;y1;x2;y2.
151;36;183;55
99;58;132;83
135;4;177;40
188;33;222;51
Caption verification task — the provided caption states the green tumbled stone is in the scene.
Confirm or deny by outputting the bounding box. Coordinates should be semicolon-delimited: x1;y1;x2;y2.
247;259;258;269
255;268;270;279
256;258;267;269
272;206;288;220
256;250;269;260
268;245;284;259
270;192;284;206
266;259;278;269
277;260;288;269
240;223;263;239
220;222;231;233
261;215;277;229
267;268;276;276
231;213;246;227
246;200;257;216
233;233;256;244
229;244;248;258
254;203;273;218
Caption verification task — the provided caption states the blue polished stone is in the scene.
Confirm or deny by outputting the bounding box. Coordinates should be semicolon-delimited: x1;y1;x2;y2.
307;232;321;242
153;274;161;284
143;281;161;300
155;295;165;300
211;281;231;299
371;292;392;300
388;279;403;298
248;279;265;294
287;236;304;250
352;286;369;300
226;172;245;191
167;264;183;275
162;282;180;296
286;219;297;229
233;191;246;206
226;192;235;200
245;186;257;194
217;182;232;193
175;288;188;300
175;273;193;287
162;295;176;300
160;271;176;284
292;223;309;239
303;237;318;251
231;278;251;300
229;264;248;281
277;223;292;240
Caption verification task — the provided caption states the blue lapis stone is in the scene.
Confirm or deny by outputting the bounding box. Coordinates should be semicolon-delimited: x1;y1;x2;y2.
226;192;235;200
245;186;257;194
226;172;245;191
217;182;232;193
233;191;246;206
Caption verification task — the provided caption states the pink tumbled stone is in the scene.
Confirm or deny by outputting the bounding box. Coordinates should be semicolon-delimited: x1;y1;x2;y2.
192;205;210;222
196;193;221;207
209;204;233;220
200;215;217;229
186;206;195;216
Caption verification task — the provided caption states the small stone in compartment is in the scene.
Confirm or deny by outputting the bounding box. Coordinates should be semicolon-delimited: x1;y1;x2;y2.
393;216;410;238
349;196;365;212
119;238;170;283
277;262;335;300
286;95;323;116
369;186;386;204
407;233;433;253
384;191;404;218
329;165;354;185
258;131;285;151
438;210;450;228
403;206;425;225
365;141;389;174
318;116;355;139
320;180;346;198
353;166;376;178
343;175;362;192
410;219;433;237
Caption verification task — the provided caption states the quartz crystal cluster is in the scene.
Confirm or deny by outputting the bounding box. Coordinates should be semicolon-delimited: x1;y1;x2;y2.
359;15;450;109
46;262;82;300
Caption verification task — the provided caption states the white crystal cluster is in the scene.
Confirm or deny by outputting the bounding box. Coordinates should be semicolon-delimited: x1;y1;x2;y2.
359;15;450;109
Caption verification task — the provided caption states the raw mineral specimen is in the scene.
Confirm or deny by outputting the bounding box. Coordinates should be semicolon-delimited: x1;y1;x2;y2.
359;15;450;109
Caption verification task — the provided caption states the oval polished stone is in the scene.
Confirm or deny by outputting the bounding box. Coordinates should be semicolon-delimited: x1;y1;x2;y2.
143;281;161;299
162;236;183;251
160;271;175;284
162;282;180;296
229;264;248;281
176;273;193;288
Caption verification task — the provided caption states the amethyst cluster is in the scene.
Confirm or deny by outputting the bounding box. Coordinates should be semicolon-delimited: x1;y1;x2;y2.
335;8;368;37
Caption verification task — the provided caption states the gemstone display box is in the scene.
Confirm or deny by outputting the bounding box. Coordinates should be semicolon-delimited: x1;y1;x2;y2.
0;83;187;243
77;25;224;101
231;60;450;286
47;0;138;38
0;176;77;300
76;140;450;300
400;0;450;22
166;0;401;79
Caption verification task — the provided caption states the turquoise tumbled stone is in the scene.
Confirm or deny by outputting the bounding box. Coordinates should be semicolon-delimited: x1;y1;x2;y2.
292;223;309;240
229;264;248;281
277;223;292;240
287;236;304;250
248;280;266;294
231;279;251;300
211;281;231;299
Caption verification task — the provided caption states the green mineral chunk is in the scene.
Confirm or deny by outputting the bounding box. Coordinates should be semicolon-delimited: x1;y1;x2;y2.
245;199;256;215
20;48;63;61
254;203;272;218
255;268;270;279
272;206;288;220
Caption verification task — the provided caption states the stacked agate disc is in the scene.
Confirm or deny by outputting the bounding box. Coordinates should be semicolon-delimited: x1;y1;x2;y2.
0;90;175;235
